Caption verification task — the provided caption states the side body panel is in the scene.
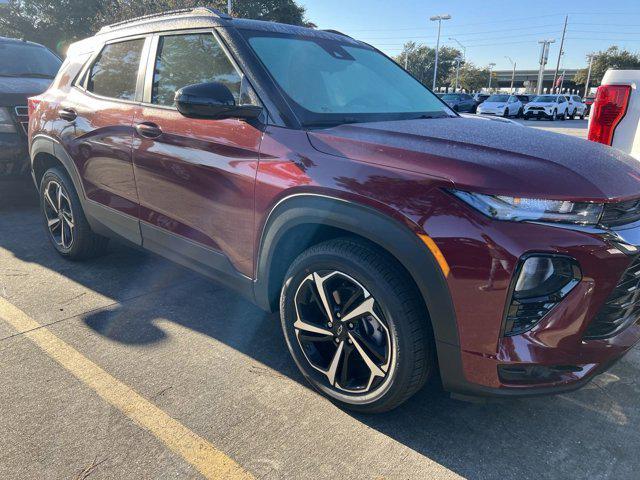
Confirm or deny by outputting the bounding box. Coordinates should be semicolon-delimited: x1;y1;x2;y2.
132;106;263;276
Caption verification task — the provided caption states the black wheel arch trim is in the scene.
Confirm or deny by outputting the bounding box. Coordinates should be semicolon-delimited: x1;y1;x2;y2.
254;194;460;349
30;134;142;245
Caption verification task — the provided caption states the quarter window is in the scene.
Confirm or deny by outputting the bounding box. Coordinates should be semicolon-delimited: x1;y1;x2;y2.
151;33;242;107
87;39;144;101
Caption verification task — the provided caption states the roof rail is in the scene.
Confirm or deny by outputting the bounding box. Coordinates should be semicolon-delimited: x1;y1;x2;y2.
98;7;231;33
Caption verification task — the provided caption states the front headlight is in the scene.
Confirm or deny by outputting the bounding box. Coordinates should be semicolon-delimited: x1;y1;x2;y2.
450;190;604;225
0;107;16;133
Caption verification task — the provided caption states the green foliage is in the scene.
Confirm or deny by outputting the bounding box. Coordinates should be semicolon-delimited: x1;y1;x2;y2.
395;41;462;88
0;0;312;53
574;46;640;86
447;62;495;93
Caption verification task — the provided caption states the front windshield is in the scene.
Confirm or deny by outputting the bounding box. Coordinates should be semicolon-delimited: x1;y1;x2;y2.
0;42;61;77
532;95;557;103
441;94;460;100
487;95;509;102
243;30;452;126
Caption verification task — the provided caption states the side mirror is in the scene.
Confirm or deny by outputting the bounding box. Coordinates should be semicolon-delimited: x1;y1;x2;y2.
175;82;262;121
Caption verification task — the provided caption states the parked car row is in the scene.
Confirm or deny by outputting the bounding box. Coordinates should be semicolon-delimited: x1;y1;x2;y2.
438;91;590;121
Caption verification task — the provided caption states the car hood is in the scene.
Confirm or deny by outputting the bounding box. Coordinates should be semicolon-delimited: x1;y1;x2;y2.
0;77;52;106
479;101;506;108
307;116;640;202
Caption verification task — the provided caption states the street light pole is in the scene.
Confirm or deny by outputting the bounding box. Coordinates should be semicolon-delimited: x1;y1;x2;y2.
448;37;466;60
487;62;496;91
584;54;594;98
227;0;232;14
454;57;462;92
552;15;568;93
505;56;516;94
536;39;555;95
430;14;451;90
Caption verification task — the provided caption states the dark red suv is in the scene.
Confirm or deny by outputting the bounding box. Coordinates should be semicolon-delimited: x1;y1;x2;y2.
28;8;640;412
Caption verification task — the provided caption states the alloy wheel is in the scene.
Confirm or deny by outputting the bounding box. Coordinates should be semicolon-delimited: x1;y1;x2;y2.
43;180;75;249
292;270;394;395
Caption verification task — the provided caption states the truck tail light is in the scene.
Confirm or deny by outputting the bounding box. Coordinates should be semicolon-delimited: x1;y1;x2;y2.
28;97;41;117
588;84;631;146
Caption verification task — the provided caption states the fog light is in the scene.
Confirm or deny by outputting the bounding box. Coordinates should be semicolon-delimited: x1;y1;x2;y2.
503;255;581;336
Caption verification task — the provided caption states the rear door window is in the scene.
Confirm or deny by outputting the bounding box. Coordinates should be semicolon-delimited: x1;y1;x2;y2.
86;39;145;101
151;33;242;107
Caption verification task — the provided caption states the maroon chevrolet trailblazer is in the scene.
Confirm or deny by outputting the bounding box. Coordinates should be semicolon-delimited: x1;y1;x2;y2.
28;8;640;412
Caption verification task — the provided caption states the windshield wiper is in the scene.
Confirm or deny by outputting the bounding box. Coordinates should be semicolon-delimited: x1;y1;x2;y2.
0;72;54;78
303;118;362;128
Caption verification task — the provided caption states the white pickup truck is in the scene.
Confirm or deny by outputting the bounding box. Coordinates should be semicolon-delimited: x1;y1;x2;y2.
588;70;640;159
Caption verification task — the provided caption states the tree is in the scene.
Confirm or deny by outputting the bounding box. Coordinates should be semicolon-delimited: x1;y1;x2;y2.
446;62;495;93
574;46;640;87
395;41;461;89
0;0;313;53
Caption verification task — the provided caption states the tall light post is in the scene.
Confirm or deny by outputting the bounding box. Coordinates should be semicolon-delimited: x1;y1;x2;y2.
536;39;555;95
487;62;496;91
505;56;516;94
454;56;463;92
448;37;466;60
430;14;451;90
584;54;594;98
227;0;232;14
552;15;568;92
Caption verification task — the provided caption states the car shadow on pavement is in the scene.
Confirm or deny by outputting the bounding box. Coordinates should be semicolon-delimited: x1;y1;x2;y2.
1;179;637;480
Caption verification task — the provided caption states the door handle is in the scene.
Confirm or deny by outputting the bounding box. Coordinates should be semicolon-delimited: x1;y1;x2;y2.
136;122;162;139
59;107;77;122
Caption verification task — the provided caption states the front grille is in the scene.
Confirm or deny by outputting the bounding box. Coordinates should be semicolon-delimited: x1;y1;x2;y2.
584;257;640;340
528;106;544;111
12;105;28;136
600;198;640;227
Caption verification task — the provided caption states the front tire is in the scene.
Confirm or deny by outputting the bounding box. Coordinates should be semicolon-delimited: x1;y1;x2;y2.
39;167;109;260
280;238;434;413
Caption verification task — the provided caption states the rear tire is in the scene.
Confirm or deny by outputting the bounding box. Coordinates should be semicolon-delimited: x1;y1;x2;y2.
39;167;109;260
280;238;435;413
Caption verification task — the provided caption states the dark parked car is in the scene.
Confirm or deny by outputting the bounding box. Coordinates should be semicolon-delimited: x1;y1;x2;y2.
584;95;596;115
440;93;476;112
29;8;640;412
0;37;61;176
472;92;490;106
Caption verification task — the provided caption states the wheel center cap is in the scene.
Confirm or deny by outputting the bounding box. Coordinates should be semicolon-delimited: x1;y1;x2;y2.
335;324;343;336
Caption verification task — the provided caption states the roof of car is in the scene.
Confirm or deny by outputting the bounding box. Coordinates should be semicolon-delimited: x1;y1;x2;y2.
68;7;360;55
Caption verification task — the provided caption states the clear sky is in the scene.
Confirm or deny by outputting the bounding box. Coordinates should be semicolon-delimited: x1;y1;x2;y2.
301;0;640;71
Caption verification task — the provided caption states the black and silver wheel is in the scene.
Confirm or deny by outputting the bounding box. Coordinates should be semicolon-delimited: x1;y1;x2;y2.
43;179;75;251
40;167;109;260
280;238;434;413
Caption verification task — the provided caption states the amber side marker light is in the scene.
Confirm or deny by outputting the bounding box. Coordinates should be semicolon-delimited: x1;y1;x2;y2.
418;234;450;277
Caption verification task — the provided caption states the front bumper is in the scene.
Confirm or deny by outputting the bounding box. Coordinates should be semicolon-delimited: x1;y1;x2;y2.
524;109;554;119
427;197;640;398
477;109;506;116
0;132;30;176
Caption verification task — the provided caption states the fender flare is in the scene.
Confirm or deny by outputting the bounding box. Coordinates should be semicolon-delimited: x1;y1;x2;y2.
254;194;460;347
30;135;87;202
29;134;142;245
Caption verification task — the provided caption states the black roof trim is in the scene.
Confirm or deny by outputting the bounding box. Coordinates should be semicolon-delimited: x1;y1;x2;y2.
98;7;231;33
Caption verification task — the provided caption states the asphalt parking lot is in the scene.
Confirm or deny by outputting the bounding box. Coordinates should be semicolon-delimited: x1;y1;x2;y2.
515;118;589;139
1;120;639;480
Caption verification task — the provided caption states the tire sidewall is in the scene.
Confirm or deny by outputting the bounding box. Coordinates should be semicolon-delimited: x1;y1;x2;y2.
280;249;416;409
